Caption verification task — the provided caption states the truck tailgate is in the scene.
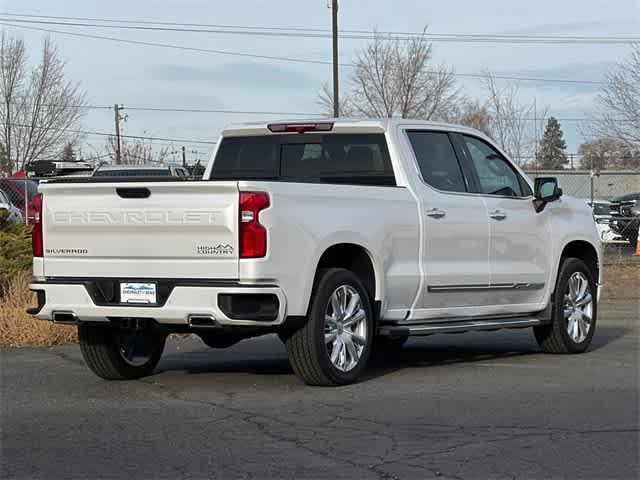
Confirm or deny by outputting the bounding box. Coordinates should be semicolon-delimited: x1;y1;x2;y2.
39;181;239;279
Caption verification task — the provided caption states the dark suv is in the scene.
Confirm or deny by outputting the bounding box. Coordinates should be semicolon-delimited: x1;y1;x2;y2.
609;192;640;246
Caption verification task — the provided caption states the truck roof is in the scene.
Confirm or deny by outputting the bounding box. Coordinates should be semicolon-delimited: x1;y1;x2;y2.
222;117;485;137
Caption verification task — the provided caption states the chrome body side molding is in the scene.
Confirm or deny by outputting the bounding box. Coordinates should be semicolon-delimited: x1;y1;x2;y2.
427;282;545;293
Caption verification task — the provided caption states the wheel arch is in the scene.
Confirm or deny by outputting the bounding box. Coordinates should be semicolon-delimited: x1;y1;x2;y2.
311;243;380;312
559;239;600;284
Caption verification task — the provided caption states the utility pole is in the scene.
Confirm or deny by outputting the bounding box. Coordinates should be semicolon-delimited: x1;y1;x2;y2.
330;0;339;117
113;104;123;164
181;146;186;167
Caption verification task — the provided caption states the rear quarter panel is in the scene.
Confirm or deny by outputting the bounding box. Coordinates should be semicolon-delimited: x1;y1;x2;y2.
238;181;420;317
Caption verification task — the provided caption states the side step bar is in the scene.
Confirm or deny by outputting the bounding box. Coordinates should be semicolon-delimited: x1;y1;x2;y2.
378;316;544;338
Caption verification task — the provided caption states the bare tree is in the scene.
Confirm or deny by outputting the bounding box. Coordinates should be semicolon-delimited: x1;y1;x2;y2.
0;32;86;174
578;137;640;170
0;33;25;175
456;99;492;136
104;136;170;165
591;45;640;146
319;29;459;120
482;72;538;165
318;82;355;117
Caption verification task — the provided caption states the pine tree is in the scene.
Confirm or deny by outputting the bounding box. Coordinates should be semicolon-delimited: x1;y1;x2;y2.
536;117;568;169
61;142;76;162
0;143;10;174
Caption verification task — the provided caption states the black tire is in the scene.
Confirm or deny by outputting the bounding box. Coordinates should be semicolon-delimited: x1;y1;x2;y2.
78;324;166;380
534;257;597;354
285;268;375;386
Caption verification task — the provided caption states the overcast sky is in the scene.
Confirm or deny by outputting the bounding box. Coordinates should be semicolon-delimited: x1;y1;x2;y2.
1;0;639;164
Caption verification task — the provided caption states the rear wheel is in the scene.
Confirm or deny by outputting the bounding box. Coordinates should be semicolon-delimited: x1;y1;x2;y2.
534;257;597;354
285;268;374;386
78;323;166;380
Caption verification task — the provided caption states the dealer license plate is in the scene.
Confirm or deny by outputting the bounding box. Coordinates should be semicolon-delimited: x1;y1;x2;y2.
120;282;157;304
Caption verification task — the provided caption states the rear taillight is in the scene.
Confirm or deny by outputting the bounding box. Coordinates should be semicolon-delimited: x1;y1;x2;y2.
31;194;43;257
239;191;269;258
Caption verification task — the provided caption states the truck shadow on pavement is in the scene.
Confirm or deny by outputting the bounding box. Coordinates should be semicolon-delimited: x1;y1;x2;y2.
154;325;630;383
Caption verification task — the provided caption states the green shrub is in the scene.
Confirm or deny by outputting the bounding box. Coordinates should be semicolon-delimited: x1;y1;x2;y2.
0;210;32;289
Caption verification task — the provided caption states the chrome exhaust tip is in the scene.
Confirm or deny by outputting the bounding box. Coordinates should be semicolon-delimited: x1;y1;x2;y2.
52;311;78;325
188;315;221;329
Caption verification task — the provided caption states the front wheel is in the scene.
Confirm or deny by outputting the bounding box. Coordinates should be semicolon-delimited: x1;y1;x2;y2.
78;324;166;380
285;268;374;386
534;257;597;354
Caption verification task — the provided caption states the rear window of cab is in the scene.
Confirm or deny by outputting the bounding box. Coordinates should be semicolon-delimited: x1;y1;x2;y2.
210;134;396;186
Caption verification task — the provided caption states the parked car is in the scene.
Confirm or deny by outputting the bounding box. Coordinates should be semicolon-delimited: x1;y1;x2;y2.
28;119;602;386
0;178;40;224
92;164;191;178
586;200;619;243
0;189;23;224
609;192;640;246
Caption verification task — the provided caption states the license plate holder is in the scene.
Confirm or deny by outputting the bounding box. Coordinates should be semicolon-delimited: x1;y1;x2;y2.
120;282;157;304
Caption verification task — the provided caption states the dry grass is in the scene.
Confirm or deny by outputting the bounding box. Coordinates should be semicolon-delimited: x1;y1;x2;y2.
0;272;77;348
602;264;640;300
0;263;637;348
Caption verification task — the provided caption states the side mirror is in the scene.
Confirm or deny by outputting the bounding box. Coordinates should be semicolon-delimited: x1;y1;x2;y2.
533;177;562;213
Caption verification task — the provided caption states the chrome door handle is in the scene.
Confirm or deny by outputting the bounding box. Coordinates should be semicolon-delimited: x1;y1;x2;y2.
489;210;507;221
426;208;446;219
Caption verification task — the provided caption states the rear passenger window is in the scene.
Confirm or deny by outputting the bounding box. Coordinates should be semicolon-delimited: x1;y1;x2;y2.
211;134;395;186
211;136;280;179
407;131;466;192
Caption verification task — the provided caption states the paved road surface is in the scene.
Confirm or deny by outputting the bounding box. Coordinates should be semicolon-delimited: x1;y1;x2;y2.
2;300;638;479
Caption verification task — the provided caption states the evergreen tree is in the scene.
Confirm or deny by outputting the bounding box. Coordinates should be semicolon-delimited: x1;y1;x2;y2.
61;142;76;162
536;117;568;169
0;143;9;175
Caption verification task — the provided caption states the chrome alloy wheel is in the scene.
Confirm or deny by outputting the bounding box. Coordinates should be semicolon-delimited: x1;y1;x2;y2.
563;271;593;343
324;285;368;372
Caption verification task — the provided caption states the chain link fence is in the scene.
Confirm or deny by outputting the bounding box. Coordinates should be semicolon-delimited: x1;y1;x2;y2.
524;170;639;201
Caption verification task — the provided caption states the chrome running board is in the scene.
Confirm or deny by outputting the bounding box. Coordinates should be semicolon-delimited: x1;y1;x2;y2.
378;316;544;338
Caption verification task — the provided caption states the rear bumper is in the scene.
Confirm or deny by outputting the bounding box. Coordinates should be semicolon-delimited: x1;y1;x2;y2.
28;280;287;327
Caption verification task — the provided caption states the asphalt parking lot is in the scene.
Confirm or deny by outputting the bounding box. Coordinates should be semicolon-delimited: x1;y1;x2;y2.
1;300;638;479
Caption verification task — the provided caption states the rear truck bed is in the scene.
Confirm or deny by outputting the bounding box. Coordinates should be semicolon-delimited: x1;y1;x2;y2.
29;179;286;328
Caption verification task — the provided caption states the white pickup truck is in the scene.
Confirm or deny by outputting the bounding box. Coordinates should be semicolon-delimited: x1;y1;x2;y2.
28;119;602;386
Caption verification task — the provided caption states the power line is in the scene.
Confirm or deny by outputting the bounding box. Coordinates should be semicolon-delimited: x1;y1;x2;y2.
0;21;335;65
123;106;324;116
1;13;639;44
0;21;606;85
9;101;634;122
14;102;325;116
0;121;217;144
11;103;626;122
